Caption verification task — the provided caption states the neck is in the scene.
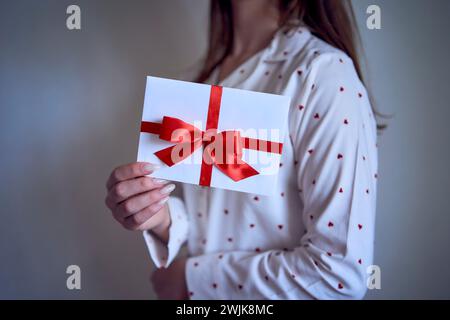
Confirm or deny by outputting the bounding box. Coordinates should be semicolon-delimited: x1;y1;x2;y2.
231;0;280;57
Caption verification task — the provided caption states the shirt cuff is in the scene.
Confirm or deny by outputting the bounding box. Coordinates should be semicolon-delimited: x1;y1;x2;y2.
142;196;188;268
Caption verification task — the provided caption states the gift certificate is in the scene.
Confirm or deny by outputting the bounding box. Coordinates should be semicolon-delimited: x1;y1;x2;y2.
137;76;291;196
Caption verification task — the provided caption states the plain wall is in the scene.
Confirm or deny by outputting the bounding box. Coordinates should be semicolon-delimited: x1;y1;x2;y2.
0;0;449;299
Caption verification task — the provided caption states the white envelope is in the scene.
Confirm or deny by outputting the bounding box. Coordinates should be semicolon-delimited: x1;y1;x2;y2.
137;76;291;196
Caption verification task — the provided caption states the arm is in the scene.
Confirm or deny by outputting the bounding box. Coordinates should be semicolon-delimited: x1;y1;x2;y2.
185;52;378;299
148;205;171;244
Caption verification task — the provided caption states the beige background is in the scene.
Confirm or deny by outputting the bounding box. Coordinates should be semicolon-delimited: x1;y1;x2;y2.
0;0;449;299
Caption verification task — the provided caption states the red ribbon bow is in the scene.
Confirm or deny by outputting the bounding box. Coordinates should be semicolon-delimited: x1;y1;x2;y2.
140;85;283;186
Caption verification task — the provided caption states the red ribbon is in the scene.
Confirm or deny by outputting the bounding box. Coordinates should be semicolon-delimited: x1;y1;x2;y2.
140;85;283;186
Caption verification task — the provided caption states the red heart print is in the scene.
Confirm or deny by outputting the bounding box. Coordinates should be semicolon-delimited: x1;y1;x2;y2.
337;154;343;159
358;224;363;230
328;221;334;227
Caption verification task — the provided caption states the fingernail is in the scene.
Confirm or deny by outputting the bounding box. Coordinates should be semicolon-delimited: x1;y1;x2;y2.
154;178;169;185
157;196;169;205
143;163;160;173
160;183;176;195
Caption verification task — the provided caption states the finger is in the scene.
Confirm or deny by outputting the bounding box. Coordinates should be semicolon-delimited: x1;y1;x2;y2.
106;162;160;190
124;196;169;228
122;197;170;231
108;177;169;203
104;195;117;211
116;184;175;220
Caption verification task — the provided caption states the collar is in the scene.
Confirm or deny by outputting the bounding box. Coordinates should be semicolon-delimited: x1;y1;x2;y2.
261;20;311;63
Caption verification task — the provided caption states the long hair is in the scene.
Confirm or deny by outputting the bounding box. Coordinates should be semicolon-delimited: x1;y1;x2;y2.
196;0;386;130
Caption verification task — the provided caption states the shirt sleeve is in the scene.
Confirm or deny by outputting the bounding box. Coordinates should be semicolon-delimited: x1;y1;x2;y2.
143;196;189;268
185;52;378;299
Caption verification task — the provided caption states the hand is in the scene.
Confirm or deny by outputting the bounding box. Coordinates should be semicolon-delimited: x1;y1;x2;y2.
151;258;188;300
105;162;175;238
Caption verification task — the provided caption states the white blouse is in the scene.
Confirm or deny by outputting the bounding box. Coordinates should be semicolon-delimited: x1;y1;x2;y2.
143;23;378;300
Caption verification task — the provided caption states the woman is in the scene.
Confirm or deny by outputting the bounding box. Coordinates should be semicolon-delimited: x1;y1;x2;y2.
105;0;379;299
